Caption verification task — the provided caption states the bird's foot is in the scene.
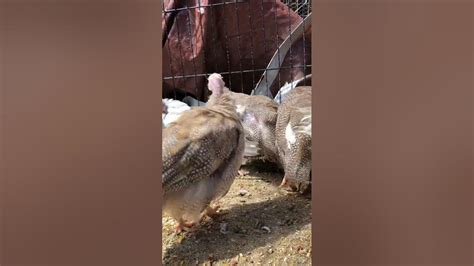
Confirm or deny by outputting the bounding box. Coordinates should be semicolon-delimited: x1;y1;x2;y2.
174;221;195;233
279;177;289;188
238;169;249;176
279;177;296;192
204;205;221;219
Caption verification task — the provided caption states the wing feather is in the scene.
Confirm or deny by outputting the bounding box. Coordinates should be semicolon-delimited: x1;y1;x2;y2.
162;109;240;194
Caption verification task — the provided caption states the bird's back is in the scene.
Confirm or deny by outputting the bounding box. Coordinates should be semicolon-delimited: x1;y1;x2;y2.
229;92;280;164
276;86;312;183
163;105;243;191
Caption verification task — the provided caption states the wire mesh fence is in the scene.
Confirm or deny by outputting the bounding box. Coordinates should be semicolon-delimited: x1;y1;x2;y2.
282;0;311;17
162;0;311;105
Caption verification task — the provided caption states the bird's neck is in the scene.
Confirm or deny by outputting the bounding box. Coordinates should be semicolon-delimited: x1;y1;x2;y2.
207;92;239;119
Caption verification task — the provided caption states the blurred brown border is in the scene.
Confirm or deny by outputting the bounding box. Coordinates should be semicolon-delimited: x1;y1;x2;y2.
1;2;163;265
313;1;473;265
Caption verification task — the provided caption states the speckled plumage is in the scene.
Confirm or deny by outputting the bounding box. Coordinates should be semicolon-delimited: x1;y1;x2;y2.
228;91;280;165
275;86;312;193
162;73;245;229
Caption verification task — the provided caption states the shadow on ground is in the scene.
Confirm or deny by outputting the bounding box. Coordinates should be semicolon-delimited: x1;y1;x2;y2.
163;194;311;264
242;159;312;197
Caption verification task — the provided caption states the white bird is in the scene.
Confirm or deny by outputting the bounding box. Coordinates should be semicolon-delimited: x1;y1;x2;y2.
162;98;191;128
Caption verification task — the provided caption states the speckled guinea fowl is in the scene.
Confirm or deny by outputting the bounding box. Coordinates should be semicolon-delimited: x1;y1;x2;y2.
228;91;280;165
275;86;312;193
162;73;245;232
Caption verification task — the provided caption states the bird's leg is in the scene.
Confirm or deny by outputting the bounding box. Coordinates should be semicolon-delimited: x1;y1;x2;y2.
174;219;195;233
204;204;221;219
279;176;296;192
279;176;289;188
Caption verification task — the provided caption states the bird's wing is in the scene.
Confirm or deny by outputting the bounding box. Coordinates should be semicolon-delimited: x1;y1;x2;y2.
244;138;261;157
162;109;241;194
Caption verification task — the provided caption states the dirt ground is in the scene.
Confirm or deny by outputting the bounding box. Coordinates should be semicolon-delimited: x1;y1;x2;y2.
162;161;312;265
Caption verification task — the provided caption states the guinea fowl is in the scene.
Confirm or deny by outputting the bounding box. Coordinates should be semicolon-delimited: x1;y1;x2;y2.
162;73;245;233
228;91;280;165
163;90;279;163
275;86;312;193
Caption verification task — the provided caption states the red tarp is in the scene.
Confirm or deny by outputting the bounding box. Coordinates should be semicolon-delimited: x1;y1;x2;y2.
163;0;311;101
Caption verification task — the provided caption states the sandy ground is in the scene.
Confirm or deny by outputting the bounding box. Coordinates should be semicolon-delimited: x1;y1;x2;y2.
162;161;312;265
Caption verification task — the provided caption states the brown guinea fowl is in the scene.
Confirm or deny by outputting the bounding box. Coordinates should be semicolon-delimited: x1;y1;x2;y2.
228;91;280;165
162;73;245;233
275;86;312;193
